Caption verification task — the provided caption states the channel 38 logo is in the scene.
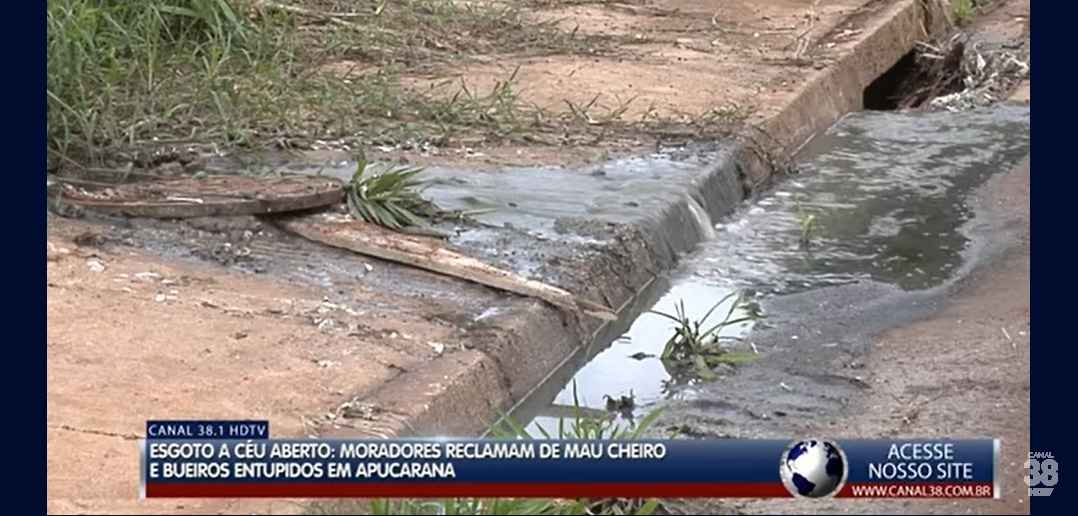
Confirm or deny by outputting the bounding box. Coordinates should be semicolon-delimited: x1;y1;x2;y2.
1025;452;1058;497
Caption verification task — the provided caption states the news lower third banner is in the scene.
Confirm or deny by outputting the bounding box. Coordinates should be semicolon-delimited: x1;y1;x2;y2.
140;422;999;499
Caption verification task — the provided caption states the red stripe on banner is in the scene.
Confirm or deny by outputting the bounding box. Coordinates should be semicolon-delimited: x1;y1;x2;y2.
837;482;995;498
146;482;792;498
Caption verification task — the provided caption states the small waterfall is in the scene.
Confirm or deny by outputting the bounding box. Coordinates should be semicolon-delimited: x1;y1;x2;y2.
685;195;716;241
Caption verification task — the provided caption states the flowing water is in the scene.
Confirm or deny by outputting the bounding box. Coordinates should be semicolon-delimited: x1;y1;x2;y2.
514;105;1031;434
200;105;1030;436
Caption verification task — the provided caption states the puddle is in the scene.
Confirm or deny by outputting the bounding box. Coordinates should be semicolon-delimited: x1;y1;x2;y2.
511;105;1030;434
526;281;753;435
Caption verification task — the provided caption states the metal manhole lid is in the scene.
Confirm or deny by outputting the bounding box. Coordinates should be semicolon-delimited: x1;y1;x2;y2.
57;175;344;218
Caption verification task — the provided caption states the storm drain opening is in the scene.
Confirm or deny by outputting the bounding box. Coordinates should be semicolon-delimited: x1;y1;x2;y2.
862;41;965;110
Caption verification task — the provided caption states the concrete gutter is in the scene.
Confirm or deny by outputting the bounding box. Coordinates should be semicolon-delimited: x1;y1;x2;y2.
758;0;951;156
320;0;953;439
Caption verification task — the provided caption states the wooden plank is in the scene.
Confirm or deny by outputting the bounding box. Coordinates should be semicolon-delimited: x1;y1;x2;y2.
276;213;617;321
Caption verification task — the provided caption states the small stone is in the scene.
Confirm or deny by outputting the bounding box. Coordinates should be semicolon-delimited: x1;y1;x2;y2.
86;259;106;273
317;319;336;332
74;231;106;248
47;242;72;261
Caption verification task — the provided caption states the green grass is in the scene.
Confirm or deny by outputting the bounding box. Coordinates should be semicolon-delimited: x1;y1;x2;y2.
345;155;434;229
308;384;664;515
478;391;666;516
45;0;622;170
47;0;753;172
47;0;273;163
795;198;818;249
951;0;974;24
490;382;663;441
649;291;761;380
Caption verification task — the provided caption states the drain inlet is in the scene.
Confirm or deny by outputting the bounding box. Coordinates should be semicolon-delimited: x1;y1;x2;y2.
863;39;966;110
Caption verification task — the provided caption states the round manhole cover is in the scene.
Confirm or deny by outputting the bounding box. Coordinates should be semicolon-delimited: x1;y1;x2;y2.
57;175;344;218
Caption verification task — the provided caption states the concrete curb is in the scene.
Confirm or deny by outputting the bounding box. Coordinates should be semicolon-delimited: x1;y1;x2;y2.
751;0;952;182
326;0;952;439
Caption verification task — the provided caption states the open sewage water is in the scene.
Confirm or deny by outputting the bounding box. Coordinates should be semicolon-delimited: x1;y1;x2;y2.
191;104;1029;436
511;105;1030;434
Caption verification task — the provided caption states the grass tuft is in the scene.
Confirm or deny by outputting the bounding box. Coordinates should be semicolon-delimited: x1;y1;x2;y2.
795;198;818;249
951;0;974;24
344;154;434;229
649;291;761;380
306;384;664;515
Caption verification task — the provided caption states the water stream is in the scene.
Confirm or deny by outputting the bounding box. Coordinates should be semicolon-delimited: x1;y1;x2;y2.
512;105;1030;434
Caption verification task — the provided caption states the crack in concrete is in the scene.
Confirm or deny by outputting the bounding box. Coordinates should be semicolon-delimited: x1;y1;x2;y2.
51;424;141;441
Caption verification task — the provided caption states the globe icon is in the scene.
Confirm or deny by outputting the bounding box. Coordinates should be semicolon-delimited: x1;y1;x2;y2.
779;439;847;498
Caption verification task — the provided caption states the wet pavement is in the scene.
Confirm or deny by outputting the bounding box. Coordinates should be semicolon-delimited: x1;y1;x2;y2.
205;140;746;287
515;104;1030;434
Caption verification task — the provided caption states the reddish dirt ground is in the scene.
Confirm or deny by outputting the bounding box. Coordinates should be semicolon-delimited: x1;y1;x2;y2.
46;217;467;514
369;0;940;167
